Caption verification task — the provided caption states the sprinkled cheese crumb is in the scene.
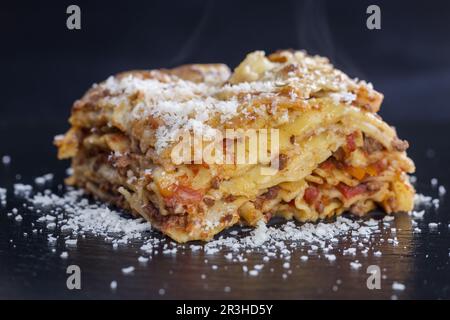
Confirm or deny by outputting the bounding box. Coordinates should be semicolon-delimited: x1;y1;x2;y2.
46;222;56;229
34;173;54;186
110;280;118;290
350;261;362;270
414;193;435;207
330;92;356;105
392;282;406;291
60;251;69;259
65;239;78;246
0;187;6;205
30;189;151;244
373;250;382;257
411;210;425;219
2;155;11;165
325;254;336;262
14;184;33;197
138;256;149;263
343;248;357;256
121;266;135;275
248;270;259;276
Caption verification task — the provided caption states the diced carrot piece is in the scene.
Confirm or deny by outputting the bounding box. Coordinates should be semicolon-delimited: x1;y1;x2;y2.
365;165;378;177
346;166;366;180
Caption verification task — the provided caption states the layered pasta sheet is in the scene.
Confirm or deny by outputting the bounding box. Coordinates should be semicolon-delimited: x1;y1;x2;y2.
55;50;415;242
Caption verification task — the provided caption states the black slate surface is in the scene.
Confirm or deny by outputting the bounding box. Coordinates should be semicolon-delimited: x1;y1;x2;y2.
0;122;449;300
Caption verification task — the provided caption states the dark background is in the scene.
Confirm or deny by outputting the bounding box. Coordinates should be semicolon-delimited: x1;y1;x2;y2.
1;0;450;130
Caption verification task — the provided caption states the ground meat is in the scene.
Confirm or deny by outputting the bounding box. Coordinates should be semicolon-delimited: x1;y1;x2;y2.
142;202;159;218
115;155;131;168
366;181;383;192
203;197;215;207
253;198;264;210
220;214;234;223
277;154;289;170
391;138;409;152
224;194;237;202
332;148;346;162
264;212;273;221
210;176;221;189
290;135;296;144
315;201;324;213
363;136;384;153
262;186;280;200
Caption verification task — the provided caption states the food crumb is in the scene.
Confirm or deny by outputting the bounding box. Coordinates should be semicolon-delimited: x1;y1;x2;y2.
325;254;336;262
350;261;362;270
248;270;259;276
431;178;438;187
121;266;135;275
392;282;406;291
65;239;77;247
110;280;118;290
428;222;438;229
2;155;11;165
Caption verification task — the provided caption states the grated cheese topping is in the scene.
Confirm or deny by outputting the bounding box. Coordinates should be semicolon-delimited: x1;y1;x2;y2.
95;50;364;154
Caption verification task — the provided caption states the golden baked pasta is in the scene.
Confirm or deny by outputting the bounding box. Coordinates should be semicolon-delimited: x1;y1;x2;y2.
55;50;415;242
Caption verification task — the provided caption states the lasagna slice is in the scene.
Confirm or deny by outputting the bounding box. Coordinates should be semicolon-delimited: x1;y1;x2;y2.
55;50;415;243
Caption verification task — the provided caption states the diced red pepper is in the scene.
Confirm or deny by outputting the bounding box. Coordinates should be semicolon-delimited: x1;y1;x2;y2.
303;186;320;205
165;184;204;206
337;183;367;199
320;159;335;170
